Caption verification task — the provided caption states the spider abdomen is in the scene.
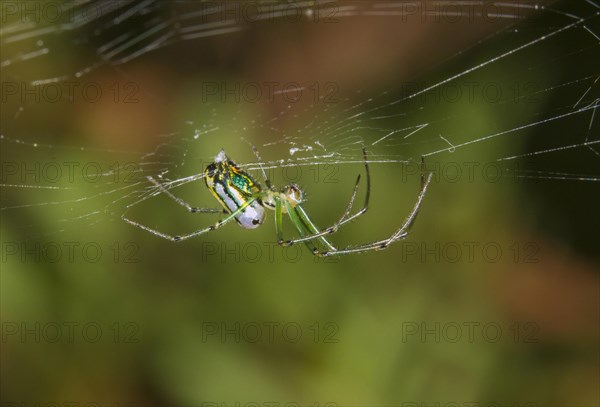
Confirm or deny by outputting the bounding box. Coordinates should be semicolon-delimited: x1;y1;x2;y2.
204;150;265;229
234;201;265;229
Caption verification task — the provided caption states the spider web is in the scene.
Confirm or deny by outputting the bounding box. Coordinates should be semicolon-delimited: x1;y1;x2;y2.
1;0;599;255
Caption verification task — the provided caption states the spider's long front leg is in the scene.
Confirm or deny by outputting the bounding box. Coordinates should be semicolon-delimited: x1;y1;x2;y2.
315;171;433;256
122;198;258;242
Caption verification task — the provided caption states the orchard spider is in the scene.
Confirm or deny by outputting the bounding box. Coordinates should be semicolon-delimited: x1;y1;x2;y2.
122;146;432;256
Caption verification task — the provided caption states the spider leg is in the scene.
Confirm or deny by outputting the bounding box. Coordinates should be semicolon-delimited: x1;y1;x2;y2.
275;199;284;243
275;200;310;251
250;144;272;189
292;203;337;251
277;200;335;253
146;176;223;213
314;170;433;256
279;146;370;246
122;198;258;242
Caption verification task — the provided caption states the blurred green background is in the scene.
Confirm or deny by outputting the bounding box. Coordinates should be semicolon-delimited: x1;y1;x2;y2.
1;1;598;406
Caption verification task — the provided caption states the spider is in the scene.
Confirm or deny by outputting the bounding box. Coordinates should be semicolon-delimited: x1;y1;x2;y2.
122;146;432;256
